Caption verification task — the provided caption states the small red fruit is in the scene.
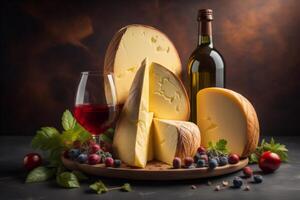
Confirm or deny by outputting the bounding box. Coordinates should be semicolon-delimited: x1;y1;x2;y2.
259;151;281;173
23;153;42;170
243;166;253;177
197;146;206;154
184;157;194;168
105;157;114;167
89;144;101;154
228;154;240;164
88;154;100;165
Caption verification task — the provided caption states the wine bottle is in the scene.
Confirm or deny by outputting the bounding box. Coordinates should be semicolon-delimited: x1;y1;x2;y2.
188;9;225;123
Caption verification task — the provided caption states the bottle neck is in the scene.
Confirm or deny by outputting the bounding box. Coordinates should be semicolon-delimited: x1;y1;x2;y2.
198;20;213;48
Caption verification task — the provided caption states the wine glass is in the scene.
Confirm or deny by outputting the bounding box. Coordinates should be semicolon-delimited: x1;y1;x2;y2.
74;71;119;145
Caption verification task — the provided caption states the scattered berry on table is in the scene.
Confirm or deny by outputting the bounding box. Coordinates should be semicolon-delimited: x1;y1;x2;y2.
23;153;42;171
197;146;206;154
253;175;263;183
233;177;243;188
191;185;197;189
105;157;114;167
73;140;81;149
222;181;229;187
89;144;101;154
88;154;100;165
68;149;81;160
259;151;281;173
228;154;240;164
196;159;206;168
113;159;122;168
208;158;218;169
173;157;181;169
219;156;228;166
77;153;88;164
243;166;253;178
184;157;194;168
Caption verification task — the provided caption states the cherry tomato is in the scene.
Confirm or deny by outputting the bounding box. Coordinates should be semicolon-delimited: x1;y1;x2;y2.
259;151;281;173
23;153;42;170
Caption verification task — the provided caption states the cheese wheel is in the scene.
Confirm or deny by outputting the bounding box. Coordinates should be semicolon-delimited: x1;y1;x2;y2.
153;119;201;165
104;24;182;104
197;88;259;157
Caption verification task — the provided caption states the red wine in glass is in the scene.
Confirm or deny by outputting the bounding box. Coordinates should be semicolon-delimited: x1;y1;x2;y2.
74;71;119;144
74;104;120;135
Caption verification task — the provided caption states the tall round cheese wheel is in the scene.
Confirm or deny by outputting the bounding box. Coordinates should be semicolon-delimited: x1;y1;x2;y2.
197;88;259;157
104;24;182;104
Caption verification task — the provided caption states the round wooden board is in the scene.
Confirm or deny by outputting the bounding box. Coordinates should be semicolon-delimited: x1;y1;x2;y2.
62;156;248;180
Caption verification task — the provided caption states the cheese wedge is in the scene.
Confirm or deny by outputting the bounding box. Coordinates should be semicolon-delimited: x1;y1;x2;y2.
113;60;153;168
197;88;259;157
153;119;201;165
113;59;192;168
104;24;182;104
149;63;190;121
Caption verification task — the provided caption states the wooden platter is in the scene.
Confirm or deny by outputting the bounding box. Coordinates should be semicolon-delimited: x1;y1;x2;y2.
62;156;248;180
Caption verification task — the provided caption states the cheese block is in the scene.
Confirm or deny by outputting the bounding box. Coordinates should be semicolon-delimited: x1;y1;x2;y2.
113;60;153;168
197;88;259;157
113;59;192;168
149;63;190;120
152;119;201;165
104;24;182;104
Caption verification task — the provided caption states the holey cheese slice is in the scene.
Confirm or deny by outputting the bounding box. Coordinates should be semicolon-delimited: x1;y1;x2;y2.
150;63;189;120
104;24;182;104
197;88;259;157
113;61;154;168
153;119;200;165
113;59;191;168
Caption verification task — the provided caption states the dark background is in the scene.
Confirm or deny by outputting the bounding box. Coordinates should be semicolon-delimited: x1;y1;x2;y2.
1;0;300;136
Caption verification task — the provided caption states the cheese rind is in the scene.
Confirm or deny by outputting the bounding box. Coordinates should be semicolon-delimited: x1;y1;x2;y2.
197;88;259;157
153;119;201;165
104;24;182;104
150;63;190;121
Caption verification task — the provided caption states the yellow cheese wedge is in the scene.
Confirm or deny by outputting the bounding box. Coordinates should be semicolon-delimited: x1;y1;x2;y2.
153;118;201;165
149;63;190;121
113;59;192;168
104;24;182;104
197;88;259;157
113;60;153;168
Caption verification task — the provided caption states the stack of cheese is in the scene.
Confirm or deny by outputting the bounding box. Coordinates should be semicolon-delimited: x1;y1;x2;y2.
105;24;260;168
112;59;200;168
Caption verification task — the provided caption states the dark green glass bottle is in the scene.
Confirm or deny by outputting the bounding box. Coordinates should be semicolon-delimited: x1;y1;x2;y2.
188;9;225;123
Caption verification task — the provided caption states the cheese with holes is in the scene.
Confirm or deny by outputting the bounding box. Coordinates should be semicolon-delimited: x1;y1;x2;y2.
104;24;182;104
113;61;153;168
197;88;259;157
113;59;193;168
152;119;200;165
149;63;189;120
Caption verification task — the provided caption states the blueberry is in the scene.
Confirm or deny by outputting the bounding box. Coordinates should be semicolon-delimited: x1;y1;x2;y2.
194;153;202;162
253;175;263;183
219;156;228;166
114;159;122;168
208;158;218;169
215;157;220;164
196;159;206;168
77;153;88;163
68;149;81;160
233;177;243;188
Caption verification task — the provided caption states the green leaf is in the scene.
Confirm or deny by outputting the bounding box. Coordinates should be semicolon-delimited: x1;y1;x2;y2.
89;181;108;194
26;166;55;183
215;139;228;153
121;183;132;192
31;127;60;151
62;110;76;131
72;170;88;181
249;153;259;164
56;172;80;188
99;134;112;144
